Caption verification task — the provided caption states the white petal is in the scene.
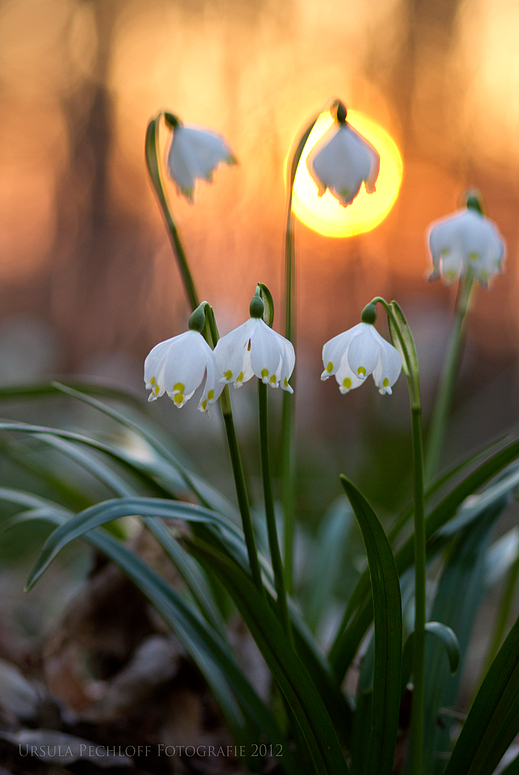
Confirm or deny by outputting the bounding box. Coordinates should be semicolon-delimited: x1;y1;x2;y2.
214;319;256;387
307;124;379;207
335;357;364;393
197;355;224;413
144;330;214;408
346;324;381;379
250;320;285;387
321;324;364;379
372;337;402;394
166;124;235;201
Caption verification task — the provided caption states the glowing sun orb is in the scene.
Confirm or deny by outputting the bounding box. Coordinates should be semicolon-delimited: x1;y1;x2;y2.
291;111;403;238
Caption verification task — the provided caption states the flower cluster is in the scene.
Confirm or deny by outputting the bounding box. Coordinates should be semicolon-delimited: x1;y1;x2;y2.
321;321;402;395
427;200;505;288
144;298;295;412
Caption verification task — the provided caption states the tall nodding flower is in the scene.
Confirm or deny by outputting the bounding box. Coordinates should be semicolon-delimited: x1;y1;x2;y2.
164;114;238;203
214;294;295;392
306;99;380;207
427;191;505;288
144;307;223;413
321;304;402;395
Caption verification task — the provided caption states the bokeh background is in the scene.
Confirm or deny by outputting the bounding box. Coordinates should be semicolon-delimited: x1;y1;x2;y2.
0;0;519;690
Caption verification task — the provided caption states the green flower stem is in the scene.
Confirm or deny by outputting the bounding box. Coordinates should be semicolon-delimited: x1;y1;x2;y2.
409;405;426;775
145;114;200;312
203;305;264;594
424;272;475;484
371;296;426;775
259;380;293;641
145;119;262;593
281;116;317;593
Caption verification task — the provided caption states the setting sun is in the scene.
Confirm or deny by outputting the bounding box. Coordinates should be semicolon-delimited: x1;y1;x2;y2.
291;111;403;238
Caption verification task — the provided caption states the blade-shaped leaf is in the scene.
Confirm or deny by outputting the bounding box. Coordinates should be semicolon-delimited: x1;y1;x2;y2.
340;475;402;775
330;437;519;680
444;613;519;775
11;502;299;775
186;537;349;775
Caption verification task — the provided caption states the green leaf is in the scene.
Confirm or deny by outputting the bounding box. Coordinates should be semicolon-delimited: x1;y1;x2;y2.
14;502;298;775
187;537;349;775
340;475;402;775
444;613;519;775
0;379;146;410
424;622;460;676
424;503;506;774
25;497;244;591
23;492;351;745
330;436;519;681
303;498;355;634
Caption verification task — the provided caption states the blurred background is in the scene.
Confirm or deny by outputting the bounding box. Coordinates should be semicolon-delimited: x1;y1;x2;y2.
0;0;519;729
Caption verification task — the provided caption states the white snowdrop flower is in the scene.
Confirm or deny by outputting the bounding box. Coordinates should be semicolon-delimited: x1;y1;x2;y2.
307;100;380;207
427;199;505;288
144;330;223;413
321;322;402;395
214;305;295;393
166;122;237;202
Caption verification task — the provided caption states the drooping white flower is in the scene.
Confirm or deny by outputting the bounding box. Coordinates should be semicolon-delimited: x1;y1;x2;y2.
166;123;237;202
144;330;223;413
427;206;505;288
321;322;402;395
307;103;380;207
214;318;295;392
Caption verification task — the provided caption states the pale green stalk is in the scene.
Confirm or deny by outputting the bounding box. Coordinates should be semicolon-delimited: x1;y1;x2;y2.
425;271;475;484
371;297;426;775
144;121;262;591
281;116;317;592
259;380;292;640
145;114;199;311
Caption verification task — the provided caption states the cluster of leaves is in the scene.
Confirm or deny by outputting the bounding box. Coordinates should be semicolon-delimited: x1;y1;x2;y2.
1;380;519;774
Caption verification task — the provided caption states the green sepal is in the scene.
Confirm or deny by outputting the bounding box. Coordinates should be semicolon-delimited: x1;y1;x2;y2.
164;111;180;129
249;294;264;319
188;304;207;332
256;282;275;327
464;188;484;216
361;303;377;325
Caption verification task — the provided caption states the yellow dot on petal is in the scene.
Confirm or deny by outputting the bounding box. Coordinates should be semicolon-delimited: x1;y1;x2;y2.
358;367;366;376
154;385;160;394
326;362;333;373
446;270;456;280
383;377;389;387
270;375;276;383
468;252;479;261
340;188;352;199
201;400;207;410
237;372;243;383
150;377;156;386
173;382;185;393
284;378;289;386
208;389;214;400
173;394;183;405
261;368;269;378
440;247;450;256
224;370;233;379
343;378;352;389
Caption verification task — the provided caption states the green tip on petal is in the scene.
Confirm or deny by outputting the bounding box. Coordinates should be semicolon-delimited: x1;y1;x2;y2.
361;303;377;325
